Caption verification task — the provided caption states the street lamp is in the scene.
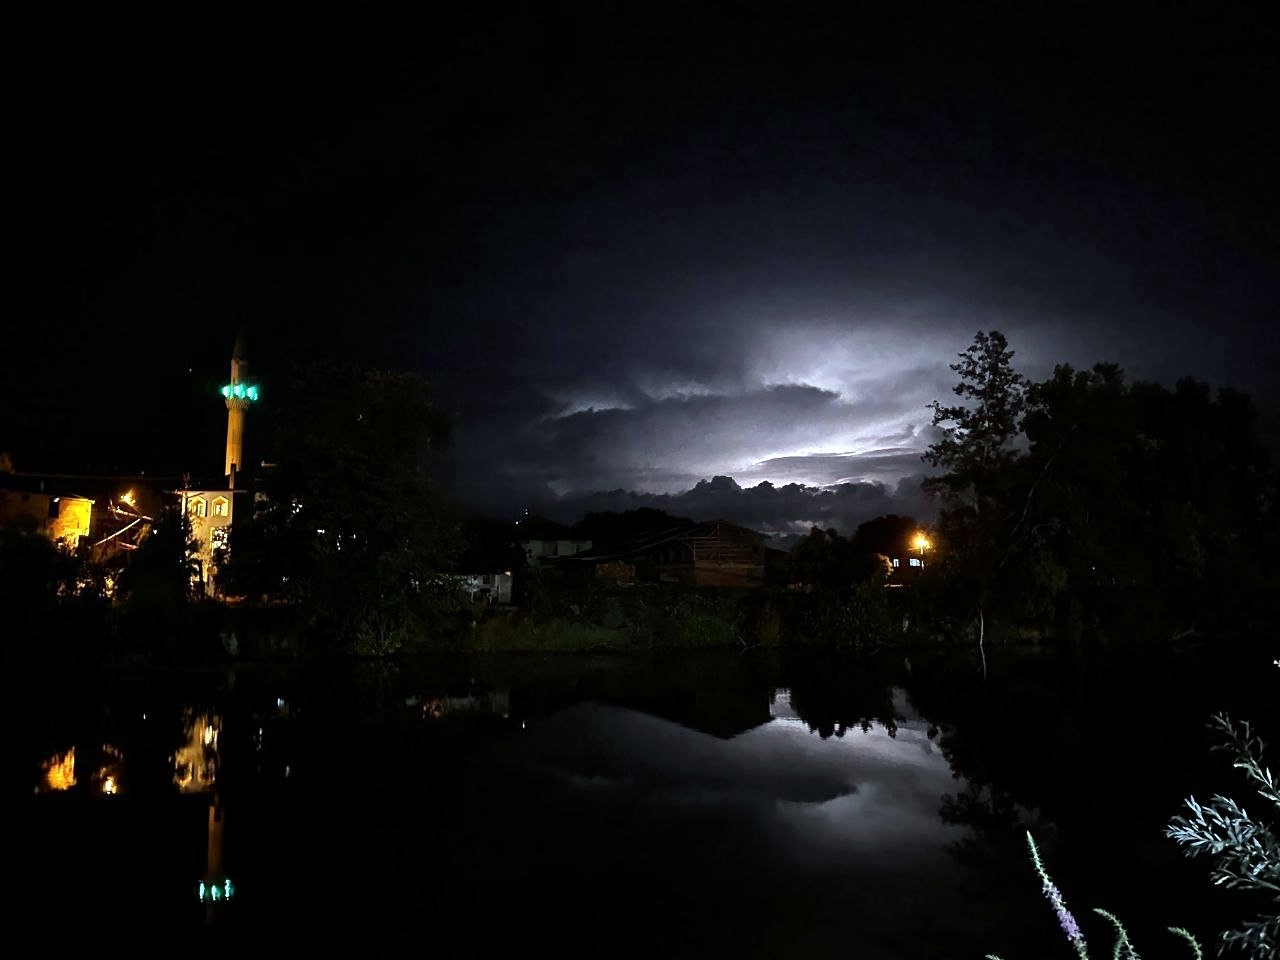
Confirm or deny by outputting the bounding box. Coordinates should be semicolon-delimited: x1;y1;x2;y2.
911;532;932;568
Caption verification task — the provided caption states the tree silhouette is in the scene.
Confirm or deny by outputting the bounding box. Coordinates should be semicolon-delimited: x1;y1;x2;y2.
220;362;461;652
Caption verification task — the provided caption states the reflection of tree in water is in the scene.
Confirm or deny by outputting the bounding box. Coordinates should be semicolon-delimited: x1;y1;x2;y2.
888;655;1071;957
782;658;902;739
781;654;1060;955
895;646;1269;957
784;654;1048;855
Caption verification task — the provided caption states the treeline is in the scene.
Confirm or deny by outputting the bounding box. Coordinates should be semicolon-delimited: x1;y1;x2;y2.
920;330;1279;643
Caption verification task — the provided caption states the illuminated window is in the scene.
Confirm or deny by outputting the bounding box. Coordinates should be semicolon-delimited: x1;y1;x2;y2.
908;557;922;567
212;497;229;517
190;497;207;518
211;527;229;550
891;558;900;568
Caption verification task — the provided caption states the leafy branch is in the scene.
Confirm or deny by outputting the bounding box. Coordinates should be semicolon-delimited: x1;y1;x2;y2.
1168;714;1280;958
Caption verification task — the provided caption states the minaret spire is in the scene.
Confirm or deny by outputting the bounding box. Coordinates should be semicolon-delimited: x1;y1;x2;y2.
222;331;254;486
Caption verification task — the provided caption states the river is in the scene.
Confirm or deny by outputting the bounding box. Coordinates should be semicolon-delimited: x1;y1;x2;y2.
8;645;1277;958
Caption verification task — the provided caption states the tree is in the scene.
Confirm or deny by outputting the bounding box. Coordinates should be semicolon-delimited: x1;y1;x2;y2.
789;527;861;592
786;526;895;650
112;506;211;658
922;330;1279;641
1004;362;1134;629
1010;365;1277;637
923;331;1028;626
572;508;694;548
924;330;1027;512
0;528;75;638
220;362;462;653
114;506;199;606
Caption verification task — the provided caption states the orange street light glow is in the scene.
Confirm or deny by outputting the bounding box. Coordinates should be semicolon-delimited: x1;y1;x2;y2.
912;533;932;553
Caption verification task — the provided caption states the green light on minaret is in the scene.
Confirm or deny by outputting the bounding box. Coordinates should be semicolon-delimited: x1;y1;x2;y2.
196;877;234;902
220;384;260;402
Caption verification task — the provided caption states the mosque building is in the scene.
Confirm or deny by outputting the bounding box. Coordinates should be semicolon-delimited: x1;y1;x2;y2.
180;332;259;593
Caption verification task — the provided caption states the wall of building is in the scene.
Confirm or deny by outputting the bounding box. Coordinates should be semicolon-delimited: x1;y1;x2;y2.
182;490;234;592
647;522;766;588
456;572;513;604
0;490;93;550
521;539;593;563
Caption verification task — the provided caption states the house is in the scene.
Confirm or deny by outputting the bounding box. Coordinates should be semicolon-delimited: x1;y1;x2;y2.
0;471;174;569
557;519;768;588
888;555;926;575
515;515;592;565
0;475;94;551
455;571;514;605
522;537;594;563
639;520;767;587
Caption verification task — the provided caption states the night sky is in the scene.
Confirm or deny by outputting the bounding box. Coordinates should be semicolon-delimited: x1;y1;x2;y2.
5;9;1278;535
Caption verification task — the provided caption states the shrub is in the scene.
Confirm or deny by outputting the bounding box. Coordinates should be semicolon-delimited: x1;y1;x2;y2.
1168;714;1280;958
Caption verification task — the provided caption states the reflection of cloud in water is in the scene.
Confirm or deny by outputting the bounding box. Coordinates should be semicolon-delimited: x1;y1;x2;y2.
756;722;960;872
520;702;855;804
516;700;966;877
501;700;980;957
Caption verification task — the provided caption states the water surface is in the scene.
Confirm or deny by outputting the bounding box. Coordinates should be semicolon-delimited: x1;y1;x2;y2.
10;648;1273;957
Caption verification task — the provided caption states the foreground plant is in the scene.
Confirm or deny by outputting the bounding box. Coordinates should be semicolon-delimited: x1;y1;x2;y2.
1167;713;1280;958
987;831;1202;959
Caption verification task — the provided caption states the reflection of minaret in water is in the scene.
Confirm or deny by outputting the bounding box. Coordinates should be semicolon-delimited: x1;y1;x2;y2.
206;795;224;889
198;792;231;921
175;712;232;911
223;332;250;488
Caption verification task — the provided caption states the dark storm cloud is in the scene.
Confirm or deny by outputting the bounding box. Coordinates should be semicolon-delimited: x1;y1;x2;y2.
447;364;943;503
543;474;933;539
748;447;938;488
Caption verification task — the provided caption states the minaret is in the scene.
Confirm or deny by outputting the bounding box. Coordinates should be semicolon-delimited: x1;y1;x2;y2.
221;332;256;487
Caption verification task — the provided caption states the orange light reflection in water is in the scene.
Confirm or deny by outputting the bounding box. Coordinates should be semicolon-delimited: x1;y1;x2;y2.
174;713;221;792
41;748;76;791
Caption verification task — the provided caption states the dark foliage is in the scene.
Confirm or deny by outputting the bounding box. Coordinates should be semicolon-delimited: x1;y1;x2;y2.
571;508;694;548
924;331;1279;641
219;362;463;653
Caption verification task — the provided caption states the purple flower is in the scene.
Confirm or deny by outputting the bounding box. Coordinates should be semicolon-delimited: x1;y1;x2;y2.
1024;833;1090;957
1041;878;1088;956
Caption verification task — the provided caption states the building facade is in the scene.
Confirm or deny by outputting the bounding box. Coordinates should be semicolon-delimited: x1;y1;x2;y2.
0;483;93;551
